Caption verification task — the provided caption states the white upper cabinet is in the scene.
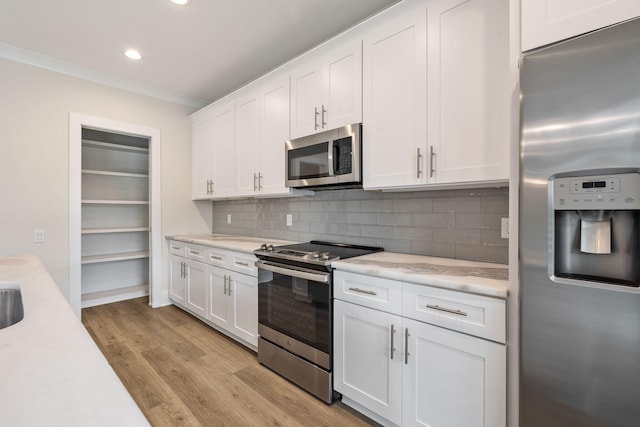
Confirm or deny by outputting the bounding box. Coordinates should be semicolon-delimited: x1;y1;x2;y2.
363;0;509;191
427;0;509;185
362;9;428;189
191;108;215;200
211;102;236;199
522;0;640;51
235;92;261;197
290;40;362;139
258;75;294;196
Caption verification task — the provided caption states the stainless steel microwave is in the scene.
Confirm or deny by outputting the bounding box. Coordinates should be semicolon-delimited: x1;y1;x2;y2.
285;123;362;189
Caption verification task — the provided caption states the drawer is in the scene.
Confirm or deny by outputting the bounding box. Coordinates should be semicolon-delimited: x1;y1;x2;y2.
168;240;186;256
403;282;506;343
334;270;402;315
228;252;257;277
207;248;228;268
186;244;207;262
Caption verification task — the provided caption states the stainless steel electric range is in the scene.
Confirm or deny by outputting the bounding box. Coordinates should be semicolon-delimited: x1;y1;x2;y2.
254;241;383;403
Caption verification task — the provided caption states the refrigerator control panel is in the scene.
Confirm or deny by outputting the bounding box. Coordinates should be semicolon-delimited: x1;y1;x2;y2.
554;173;640;210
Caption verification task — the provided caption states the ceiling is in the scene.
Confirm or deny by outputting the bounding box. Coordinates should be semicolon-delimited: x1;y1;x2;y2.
0;0;399;108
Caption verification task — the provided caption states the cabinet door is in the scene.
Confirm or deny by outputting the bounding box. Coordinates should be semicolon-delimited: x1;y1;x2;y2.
235;93;261;197
185;260;207;318
169;255;186;305
229;272;258;347
290;62;322;139
334;300;403;425
522;0;640;51
211;102;236;199
363;9;428;190
402;318;506;427
428;0;509;185
207;266;231;329
323;40;362;130
191;109;215;200
258;75;290;195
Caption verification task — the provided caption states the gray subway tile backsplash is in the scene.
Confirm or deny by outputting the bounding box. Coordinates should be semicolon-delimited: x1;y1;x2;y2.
212;187;509;264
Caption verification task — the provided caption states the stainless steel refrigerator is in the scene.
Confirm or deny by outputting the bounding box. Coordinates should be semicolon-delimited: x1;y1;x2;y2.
520;17;640;427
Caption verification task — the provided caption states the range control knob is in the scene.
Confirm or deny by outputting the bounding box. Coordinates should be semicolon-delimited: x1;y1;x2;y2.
260;243;267;251
267;244;274;252
321;252;330;260
311;251;320;259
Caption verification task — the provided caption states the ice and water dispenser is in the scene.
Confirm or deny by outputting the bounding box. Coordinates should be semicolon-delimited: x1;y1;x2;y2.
552;172;640;287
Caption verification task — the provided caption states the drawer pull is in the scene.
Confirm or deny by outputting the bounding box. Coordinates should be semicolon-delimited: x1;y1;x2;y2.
210;255;223;260
171;246;181;250
236;261;249;266
426;304;468;316
348;287;377;296
190;250;200;255
390;324;396;360
404;328;410;365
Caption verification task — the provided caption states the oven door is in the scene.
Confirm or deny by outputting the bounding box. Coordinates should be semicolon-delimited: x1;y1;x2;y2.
256;260;332;369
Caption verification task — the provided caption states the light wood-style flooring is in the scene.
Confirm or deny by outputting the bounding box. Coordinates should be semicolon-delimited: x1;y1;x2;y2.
82;297;378;427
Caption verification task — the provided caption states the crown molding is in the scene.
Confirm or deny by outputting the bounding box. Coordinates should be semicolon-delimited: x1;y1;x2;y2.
0;42;207;109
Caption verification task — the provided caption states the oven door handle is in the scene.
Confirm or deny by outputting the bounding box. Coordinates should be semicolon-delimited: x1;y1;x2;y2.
255;260;330;284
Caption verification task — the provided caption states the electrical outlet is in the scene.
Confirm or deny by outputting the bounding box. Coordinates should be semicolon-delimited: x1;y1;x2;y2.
227;214;232;224
501;218;510;239
33;229;45;243
286;214;293;227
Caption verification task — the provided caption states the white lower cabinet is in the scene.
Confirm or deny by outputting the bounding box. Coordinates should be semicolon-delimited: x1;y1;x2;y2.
168;240;258;349
206;267;258;347
334;270;506;427
334;299;403;425
402;318;506;427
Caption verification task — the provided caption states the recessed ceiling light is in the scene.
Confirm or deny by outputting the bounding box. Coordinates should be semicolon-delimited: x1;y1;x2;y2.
124;49;142;60
170;0;191;5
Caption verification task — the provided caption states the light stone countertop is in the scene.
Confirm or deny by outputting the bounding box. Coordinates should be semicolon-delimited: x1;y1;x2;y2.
0;255;149;426
332;251;509;299
165;233;299;254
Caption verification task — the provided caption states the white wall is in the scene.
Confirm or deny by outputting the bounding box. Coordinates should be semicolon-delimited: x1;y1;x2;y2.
0;57;212;301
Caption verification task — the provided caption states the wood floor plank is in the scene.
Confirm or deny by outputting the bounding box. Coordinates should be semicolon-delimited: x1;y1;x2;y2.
142;345;247;426
101;340;201;427
82;297;378;427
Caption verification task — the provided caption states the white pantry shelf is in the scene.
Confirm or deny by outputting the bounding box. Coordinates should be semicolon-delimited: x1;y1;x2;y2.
81;251;149;265
81;227;149;235
82;169;148;178
82;139;149;154
82;199;149;205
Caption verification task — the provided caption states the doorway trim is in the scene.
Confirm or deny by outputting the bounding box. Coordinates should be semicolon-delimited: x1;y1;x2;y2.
69;112;164;318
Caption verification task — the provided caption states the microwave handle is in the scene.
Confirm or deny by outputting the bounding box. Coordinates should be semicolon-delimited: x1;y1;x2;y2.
328;140;335;176
333;142;340;174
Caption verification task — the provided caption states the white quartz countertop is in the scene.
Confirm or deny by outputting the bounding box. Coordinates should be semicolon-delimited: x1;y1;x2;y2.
332;252;509;299
165;233;299;254
0;255;149;426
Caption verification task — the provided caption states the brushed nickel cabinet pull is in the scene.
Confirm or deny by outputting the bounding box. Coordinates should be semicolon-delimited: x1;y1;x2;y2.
348;287;377;296
227;277;233;296
417;147;422;178
189;250;200;255
210;255;223;261
314;107;319;130
253;173;258;191
426;304;468;316
236;261;249;267
223;275;228;295
258;172;263;190
390;324;396;360
321;105;327;128
171;246;180;250
404;328;410;365
429;146;435;178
